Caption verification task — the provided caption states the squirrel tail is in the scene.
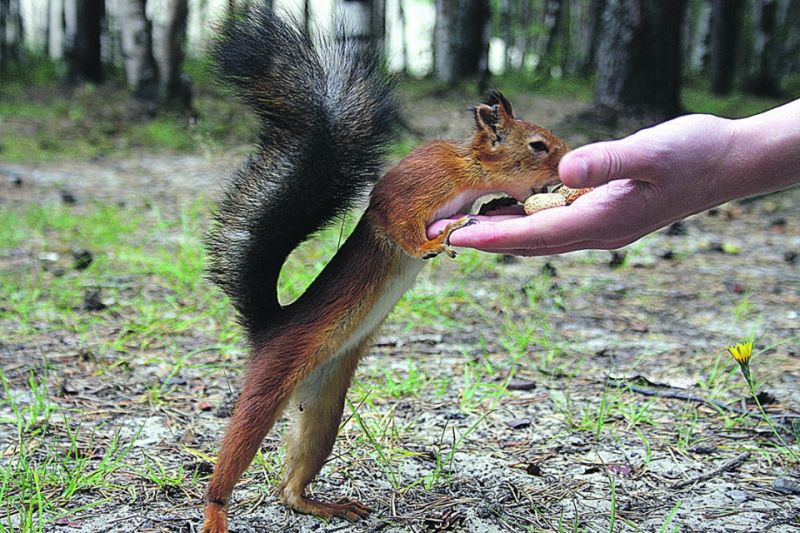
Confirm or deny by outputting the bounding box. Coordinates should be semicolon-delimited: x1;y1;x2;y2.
206;7;398;336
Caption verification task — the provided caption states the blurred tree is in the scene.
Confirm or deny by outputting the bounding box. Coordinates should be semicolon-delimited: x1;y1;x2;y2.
594;0;688;120
684;0;711;76
433;0;490;84
158;0;192;111
708;0;744;95
780;0;800;83
397;0;408;75
0;0;24;75
745;0;781;96
578;0;606;77
0;0;7;74
372;0;386;46
121;0;159;117
64;0;105;83
539;0;565;77
337;0;387;56
499;0;512;72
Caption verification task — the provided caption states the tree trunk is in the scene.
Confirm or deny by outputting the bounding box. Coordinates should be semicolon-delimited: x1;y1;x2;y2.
337;0;372;42
685;0;711;75
708;0;744;95
579;0;606;77
0;0;8;74
594;0;688;120
120;0;159;117
398;0;408;75
65;0;104;83
745;0;781;96
539;0;564;76
303;0;310;36
499;0;512;72
157;0;191;111
1;0;23;71
779;0;800;80
433;0;490;84
45;0;51;56
9;0;21;64
372;0;385;48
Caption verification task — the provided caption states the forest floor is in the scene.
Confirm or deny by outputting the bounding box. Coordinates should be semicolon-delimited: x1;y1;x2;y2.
1;90;799;533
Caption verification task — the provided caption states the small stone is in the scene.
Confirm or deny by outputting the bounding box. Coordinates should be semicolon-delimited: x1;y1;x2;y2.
667;221;687;236
727;489;752;503
525;463;544;476
82;288;106;311
507;378;536;391
72;250;94;271
506;418;532;430
609;250;626;268
60;189;77;204
772;477;800;495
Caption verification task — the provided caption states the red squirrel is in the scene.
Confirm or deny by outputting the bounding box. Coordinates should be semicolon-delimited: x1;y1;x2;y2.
202;8;569;532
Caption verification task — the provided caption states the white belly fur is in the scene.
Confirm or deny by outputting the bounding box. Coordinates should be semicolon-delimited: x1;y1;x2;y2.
293;253;425;404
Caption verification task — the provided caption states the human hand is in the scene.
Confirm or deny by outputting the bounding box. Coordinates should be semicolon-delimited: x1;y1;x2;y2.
428;113;741;256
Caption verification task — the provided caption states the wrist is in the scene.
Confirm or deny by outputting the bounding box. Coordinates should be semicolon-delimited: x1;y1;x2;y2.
728;100;800;199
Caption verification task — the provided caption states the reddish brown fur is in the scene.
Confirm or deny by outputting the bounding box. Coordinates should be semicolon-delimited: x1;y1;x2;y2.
202;97;569;532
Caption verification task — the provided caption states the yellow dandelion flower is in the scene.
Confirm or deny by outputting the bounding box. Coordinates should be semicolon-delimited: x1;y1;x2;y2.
727;342;753;365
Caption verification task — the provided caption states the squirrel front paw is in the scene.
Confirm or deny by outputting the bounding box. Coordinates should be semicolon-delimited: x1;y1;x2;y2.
420;216;476;259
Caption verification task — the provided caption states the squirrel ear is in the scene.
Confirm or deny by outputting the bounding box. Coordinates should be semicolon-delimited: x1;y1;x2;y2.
484;90;514;119
473;104;499;134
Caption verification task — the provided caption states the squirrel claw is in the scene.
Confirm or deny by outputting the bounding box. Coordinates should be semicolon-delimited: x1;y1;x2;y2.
283;494;370;522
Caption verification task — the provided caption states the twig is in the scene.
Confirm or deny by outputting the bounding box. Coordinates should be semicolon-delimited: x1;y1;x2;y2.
671;451;751;489
604;377;795;433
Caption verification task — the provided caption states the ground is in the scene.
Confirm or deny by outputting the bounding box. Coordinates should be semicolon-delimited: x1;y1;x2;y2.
1;93;799;533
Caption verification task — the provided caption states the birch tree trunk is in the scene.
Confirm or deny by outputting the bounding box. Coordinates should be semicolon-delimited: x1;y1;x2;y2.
120;0;159;116
594;0;688;120
337;0;374;58
433;0;490;84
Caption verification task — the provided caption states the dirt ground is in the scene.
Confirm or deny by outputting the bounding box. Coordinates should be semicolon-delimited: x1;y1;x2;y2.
1;95;799;532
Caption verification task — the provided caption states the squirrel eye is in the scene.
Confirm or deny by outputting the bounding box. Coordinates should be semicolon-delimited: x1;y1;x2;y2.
529;140;549;153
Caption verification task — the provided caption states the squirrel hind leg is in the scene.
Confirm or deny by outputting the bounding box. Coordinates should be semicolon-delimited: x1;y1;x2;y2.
278;340;371;520
203;339;311;532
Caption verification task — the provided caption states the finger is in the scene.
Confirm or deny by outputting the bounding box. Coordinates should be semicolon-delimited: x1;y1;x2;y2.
444;182;652;252
482;238;636;257
559;137;658;189
426;214;524;239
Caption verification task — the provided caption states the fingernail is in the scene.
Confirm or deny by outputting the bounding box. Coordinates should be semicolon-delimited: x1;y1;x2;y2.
567;155;589;187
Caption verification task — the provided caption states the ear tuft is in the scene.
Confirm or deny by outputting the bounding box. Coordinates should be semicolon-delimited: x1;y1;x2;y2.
484;90;514;118
473;104;499;131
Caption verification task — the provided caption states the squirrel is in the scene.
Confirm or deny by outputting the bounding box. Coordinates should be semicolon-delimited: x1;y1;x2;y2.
202;7;569;532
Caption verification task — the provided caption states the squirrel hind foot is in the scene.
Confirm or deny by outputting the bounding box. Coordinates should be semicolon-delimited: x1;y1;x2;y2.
280;492;371;522
201;502;228;533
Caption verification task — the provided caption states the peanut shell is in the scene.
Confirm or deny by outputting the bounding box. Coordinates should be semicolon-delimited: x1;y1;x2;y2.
556;186;593;204
523;193;567;215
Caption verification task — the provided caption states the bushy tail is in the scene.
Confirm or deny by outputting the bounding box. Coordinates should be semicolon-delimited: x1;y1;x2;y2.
206;7;398;336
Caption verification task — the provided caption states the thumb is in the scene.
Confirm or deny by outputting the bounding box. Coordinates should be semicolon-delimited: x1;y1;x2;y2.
558;139;655;188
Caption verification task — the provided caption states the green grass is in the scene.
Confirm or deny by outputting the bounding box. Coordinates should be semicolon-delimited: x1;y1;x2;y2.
0;371;135;532
2;80;799;530
682;85;789;117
